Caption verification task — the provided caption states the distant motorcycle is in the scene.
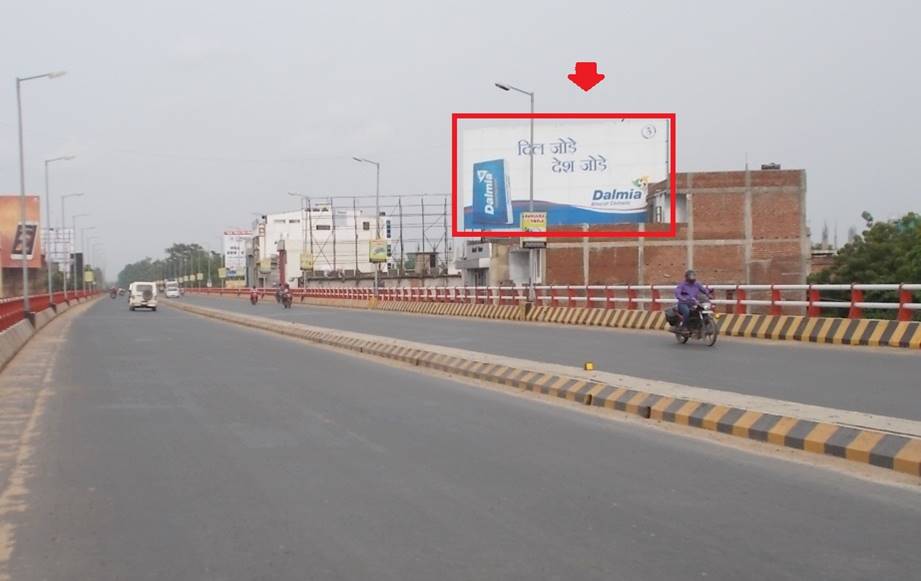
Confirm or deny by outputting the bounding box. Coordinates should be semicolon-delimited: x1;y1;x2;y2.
250;290;259;305
281;290;293;309
666;294;719;346
109;289;117;299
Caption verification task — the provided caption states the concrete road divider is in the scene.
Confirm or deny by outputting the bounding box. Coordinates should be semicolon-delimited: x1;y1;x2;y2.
169;300;921;478
0;320;35;372
32;307;56;331
197;292;921;350
0;296;101;372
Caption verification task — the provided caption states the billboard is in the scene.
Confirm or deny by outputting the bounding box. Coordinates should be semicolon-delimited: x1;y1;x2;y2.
454;116;673;236
222;229;251;275
41;227;74;265
368;239;388;263
0;195;42;268
520;212;547;248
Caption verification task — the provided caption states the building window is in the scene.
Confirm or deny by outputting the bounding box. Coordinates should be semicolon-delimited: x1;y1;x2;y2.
362;221;371;231
654;206;664;223
316;224;331;231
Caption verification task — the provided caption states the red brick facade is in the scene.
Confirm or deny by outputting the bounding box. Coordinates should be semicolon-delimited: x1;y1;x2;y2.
544;168;809;286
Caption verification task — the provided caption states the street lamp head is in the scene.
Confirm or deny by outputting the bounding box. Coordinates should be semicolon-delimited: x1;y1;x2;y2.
63;155;76;160
494;82;511;91
47;70;67;79
352;157;364;163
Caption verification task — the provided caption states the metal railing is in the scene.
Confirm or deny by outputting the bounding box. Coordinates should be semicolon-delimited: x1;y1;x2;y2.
0;290;96;333
188;283;921;321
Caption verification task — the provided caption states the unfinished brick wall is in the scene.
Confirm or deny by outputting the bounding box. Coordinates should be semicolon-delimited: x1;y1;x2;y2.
544;168;808;289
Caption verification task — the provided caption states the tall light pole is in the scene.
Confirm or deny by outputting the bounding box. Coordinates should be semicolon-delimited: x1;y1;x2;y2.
80;226;96;293
352;158;381;295
44;155;75;299
288;192;315;283
91;242;104;290
60;192;84;297
495;81;538;295
16;70;67;311
70;213;89;295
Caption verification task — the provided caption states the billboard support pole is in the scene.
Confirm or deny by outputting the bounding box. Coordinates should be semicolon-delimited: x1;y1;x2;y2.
16;78;30;312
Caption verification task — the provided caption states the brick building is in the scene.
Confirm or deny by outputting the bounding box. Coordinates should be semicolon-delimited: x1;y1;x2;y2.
542;167;810;286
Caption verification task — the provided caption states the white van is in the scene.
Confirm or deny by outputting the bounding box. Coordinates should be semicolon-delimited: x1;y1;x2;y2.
164;280;180;298
129;282;158;311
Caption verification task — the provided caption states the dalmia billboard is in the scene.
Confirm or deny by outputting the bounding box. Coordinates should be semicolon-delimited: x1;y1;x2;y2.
456;117;670;233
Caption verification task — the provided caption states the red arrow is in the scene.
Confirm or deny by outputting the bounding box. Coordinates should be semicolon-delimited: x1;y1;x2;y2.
568;62;605;92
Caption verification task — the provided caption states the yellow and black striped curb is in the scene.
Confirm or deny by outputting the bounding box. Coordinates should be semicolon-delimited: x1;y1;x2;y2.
527;306;921;348
170;300;921;477
200;294;921;349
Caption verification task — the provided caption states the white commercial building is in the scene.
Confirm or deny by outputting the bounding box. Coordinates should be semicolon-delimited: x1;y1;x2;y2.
253;203;393;287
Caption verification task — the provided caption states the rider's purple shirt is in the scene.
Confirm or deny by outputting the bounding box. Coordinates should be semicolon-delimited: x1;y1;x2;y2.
675;281;707;304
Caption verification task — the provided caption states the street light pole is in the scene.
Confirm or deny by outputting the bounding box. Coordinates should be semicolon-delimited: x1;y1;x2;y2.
352;158;381;295
16;70;66;312
71;213;89;296
44;155;75;300
80;226;96;293
60;192;84;299
289;192;315;282
495;81;538;296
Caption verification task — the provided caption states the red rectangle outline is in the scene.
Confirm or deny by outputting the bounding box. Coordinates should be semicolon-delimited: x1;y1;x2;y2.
451;112;676;238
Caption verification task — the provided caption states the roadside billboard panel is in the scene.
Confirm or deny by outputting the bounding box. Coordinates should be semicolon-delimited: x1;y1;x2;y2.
0;195;42;268
452;114;676;238
222;229;251;273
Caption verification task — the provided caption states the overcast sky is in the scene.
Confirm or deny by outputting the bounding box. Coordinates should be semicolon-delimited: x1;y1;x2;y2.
2;0;918;275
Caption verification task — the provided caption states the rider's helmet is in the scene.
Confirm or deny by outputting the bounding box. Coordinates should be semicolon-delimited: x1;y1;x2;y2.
685;269;697;283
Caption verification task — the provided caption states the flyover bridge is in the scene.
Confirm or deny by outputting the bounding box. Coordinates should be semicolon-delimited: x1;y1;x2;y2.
0;293;916;580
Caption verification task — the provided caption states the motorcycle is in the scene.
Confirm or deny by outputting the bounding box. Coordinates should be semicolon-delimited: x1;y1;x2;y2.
666;295;719;346
109;289;118;299
281;290;293;309
250;291;259;305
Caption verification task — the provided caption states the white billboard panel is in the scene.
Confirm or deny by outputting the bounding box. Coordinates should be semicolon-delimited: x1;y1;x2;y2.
41;227;75;265
222;229;251;276
458;118;668;231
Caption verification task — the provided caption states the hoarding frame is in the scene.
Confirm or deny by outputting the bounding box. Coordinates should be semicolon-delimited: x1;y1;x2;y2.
451;112;677;238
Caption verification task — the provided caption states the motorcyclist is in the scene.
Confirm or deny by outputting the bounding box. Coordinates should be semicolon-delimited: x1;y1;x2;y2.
674;270;711;332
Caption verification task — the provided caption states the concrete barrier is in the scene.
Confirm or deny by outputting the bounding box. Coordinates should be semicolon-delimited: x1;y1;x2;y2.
32;307;56;331
169;300;921;478
0;320;35;372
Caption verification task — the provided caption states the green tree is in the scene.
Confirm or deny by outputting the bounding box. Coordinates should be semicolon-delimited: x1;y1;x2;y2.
809;212;921;319
118;243;224;289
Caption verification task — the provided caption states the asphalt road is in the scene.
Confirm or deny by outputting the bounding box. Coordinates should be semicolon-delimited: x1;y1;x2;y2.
7;297;921;580
183;295;921;421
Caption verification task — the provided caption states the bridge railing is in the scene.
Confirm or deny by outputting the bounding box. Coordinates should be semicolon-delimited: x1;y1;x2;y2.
189;284;921;321
0;290;96;333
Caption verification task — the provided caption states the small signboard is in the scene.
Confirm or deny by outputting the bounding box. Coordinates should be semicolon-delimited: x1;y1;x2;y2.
520;212;547;248
300;253;314;270
369;239;388;263
218;267;227;279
